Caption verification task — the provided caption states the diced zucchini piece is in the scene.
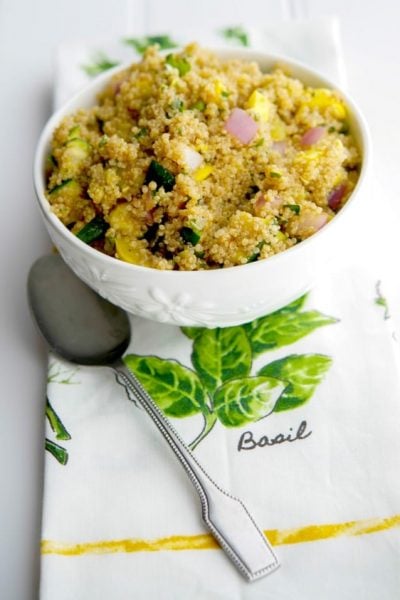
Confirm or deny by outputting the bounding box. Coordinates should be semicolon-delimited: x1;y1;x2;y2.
143;223;160;245
49;178;80;196
76;215;108;244
68;125;81;140
64;138;91;162
181;226;201;245
47;154;57;168
145;160;175;192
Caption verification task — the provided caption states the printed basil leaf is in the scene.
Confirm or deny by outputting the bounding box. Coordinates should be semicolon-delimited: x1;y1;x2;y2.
191;327;251;395
244;293;308;337
124;354;207;417
181;326;205;340
45;439;68;465
220;26;250;47
247;310;337;356
123;35;178;54
82;53;119;76
274;294;308;315
214;376;285;427
46;398;71;441
258;354;332;412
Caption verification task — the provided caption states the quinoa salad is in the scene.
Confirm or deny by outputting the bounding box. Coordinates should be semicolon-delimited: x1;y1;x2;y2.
46;43;361;270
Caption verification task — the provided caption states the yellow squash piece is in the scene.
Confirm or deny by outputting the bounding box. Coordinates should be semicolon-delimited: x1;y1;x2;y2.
270;116;286;141
108;203;140;237
214;79;227;98
194;164;214;182
246;90;271;122
115;236;153;267
308;88;347;120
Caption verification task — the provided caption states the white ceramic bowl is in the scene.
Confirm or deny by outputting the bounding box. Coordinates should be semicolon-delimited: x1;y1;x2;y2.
34;48;370;327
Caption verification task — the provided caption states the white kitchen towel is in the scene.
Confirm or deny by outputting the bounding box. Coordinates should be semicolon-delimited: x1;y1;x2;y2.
40;18;400;600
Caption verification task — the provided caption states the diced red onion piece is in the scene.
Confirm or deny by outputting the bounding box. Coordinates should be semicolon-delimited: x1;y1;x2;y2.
328;183;347;210
297;211;328;236
114;75;129;95
225;108;258;144
266;193;283;211
255;195;266;209
272;140;287;154
301;126;325;147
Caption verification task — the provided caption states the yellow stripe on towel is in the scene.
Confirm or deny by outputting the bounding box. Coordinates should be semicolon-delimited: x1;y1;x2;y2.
41;513;400;556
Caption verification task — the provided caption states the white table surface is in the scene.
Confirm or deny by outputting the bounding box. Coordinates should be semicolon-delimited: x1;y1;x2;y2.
1;1;399;597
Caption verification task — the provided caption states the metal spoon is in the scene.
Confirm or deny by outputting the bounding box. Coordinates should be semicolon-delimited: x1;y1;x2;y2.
28;254;279;581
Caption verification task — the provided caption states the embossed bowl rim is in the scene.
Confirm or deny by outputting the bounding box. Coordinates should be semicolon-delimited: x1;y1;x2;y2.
34;48;370;280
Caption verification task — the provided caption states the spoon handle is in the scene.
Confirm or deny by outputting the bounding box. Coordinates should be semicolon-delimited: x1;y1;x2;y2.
112;359;279;582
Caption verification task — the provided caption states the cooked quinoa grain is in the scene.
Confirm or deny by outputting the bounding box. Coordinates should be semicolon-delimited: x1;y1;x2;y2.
46;44;361;270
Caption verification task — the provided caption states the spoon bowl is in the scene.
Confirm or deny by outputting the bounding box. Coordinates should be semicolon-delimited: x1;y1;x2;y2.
28;255;131;365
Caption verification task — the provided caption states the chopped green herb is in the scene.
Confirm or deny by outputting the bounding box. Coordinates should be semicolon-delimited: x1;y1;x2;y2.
145;160;175;192
181;227;201;245
285;204;301;214
220;26;249;47
192;100;206;112
339;122;350;135
166;54;191;76
247;240;266;263
123;35;178;54
328;126;336;133
254;138;264;147
134;127;148;139
195;250;205;259
221;90;231;98
99;135;108;147
76;216;108;244
82;52;119;76
270;171;281;178
171;98;184;112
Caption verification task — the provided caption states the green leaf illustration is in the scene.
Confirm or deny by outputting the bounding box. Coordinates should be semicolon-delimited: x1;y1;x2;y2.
191;327;252;395
124;354;208;417
46;398;71;441
258;354;332;412
247;310;337;356
45;439;68;465
123;35;178;54
375;280;390;320
181;326;205;340
214;376;285;427
82;52;119;76
220;26;250;47
274;294;308;314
